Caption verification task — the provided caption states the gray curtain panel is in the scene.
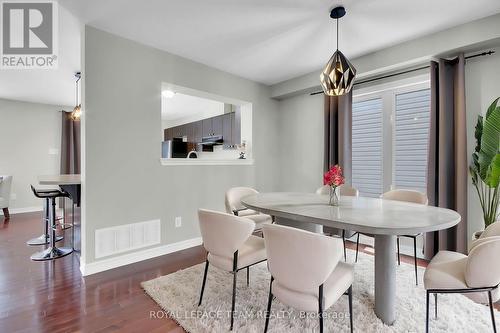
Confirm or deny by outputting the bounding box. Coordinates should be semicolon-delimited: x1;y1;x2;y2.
424;54;468;259
60;111;81;174
323;92;353;183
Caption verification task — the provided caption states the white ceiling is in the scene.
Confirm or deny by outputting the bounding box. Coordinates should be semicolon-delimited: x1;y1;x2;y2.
0;5;81;107
60;0;500;86
162;92;224;123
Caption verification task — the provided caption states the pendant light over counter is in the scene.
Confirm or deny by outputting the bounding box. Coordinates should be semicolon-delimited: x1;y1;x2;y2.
320;6;356;96
71;72;82;120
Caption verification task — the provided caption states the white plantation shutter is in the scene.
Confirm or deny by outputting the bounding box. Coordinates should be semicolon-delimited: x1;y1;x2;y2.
394;89;430;193
352;98;383;197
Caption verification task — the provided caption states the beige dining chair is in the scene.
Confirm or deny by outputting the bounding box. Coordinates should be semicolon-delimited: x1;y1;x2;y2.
382;189;428;285
0;176;13;220
424;236;500;332
470;221;500;250
225;187;273;232
197;209;267;330
263;223;354;333
350;189;428;283
316;184;359;262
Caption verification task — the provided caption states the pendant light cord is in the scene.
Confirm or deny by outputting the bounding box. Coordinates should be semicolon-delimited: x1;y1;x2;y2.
336;18;339;51
75;73;81;106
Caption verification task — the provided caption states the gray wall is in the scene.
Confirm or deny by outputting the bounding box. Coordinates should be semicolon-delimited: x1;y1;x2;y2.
465;47;500;239
276;93;324;192
83;27;279;264
0;98;66;212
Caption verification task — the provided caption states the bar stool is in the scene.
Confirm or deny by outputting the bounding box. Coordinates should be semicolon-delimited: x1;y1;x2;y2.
27;186;64;246
30;186;73;261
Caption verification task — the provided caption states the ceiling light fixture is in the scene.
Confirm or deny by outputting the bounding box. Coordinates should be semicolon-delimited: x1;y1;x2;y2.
71;72;82;120
162;90;176;99
320;6;356;96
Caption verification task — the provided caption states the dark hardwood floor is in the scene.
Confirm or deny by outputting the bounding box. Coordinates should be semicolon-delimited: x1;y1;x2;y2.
0;212;428;332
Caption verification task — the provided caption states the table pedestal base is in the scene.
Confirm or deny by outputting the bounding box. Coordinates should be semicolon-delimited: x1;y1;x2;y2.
375;234;396;325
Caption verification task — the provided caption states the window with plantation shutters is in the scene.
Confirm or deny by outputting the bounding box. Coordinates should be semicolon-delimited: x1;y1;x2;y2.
351;98;384;197
394;89;430;193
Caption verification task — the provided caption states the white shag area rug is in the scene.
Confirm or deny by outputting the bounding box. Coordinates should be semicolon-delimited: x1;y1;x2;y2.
141;250;499;332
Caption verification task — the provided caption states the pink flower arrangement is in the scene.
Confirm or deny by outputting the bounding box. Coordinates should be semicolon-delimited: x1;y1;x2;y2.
323;165;345;188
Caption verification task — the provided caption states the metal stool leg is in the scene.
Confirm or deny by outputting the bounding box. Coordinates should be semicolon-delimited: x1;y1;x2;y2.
27;198;62;246
71;201;75;250
58;197;71;230
31;197;73;261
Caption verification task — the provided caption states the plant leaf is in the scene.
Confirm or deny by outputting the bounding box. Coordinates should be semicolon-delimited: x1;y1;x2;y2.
486;97;500;119
486;153;500;188
474;116;483;152
479;99;500;181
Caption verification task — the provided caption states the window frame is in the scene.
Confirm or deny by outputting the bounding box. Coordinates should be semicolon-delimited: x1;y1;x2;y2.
352;74;430;196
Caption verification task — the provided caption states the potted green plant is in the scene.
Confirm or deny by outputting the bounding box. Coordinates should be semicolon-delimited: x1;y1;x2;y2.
470;97;500;238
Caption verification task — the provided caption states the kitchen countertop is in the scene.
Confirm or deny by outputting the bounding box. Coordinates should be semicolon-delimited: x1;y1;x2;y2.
160;158;254;166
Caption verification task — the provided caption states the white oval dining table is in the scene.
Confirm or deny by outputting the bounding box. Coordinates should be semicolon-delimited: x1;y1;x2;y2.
241;192;461;325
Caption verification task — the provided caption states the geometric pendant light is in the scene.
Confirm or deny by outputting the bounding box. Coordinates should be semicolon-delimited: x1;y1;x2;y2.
320;6;356;96
71;72;82;120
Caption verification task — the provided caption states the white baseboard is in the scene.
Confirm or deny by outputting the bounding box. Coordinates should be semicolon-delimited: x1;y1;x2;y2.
0;206;42;215
80;237;203;276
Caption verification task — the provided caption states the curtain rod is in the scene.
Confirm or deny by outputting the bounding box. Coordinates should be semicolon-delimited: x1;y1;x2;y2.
310;50;495;96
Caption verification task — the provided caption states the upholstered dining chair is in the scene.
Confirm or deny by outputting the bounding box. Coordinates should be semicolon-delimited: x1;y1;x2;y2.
470;221;500;250
381;189;428;285
197;209;267;330
424;236;500;332
316;184;359;262
263;223;354;333
0;176;13;220
225;187;273;233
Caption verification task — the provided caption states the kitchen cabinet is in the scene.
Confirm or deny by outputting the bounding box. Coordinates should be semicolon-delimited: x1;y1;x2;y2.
193;120;203;143
183;123;193;142
202;118;212;137
212;115;223;136
164;128;173;141
232;110;241;146
222;113;232;147
172;126;183;138
165;111;241;146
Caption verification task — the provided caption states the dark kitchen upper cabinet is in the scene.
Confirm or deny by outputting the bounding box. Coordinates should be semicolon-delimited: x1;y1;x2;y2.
166;111;241;146
184;123;194;142
222;113;232;147
171;126;179;138
164;128;173;141
193;120;203;143
212;115;223;136
232;110;241;146
202;118;212;137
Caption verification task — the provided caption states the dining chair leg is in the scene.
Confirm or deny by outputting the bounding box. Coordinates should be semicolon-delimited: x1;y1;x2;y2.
230;251;238;331
355;233;360;263
413;236;418;285
434;293;437;319
246;266;250;286
397;237;401;265
348;285;353;333
426;291;430;333
318;284;324;333
342;230;347;262
264;276;274;333
198;260;209;306
488;290;497;333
